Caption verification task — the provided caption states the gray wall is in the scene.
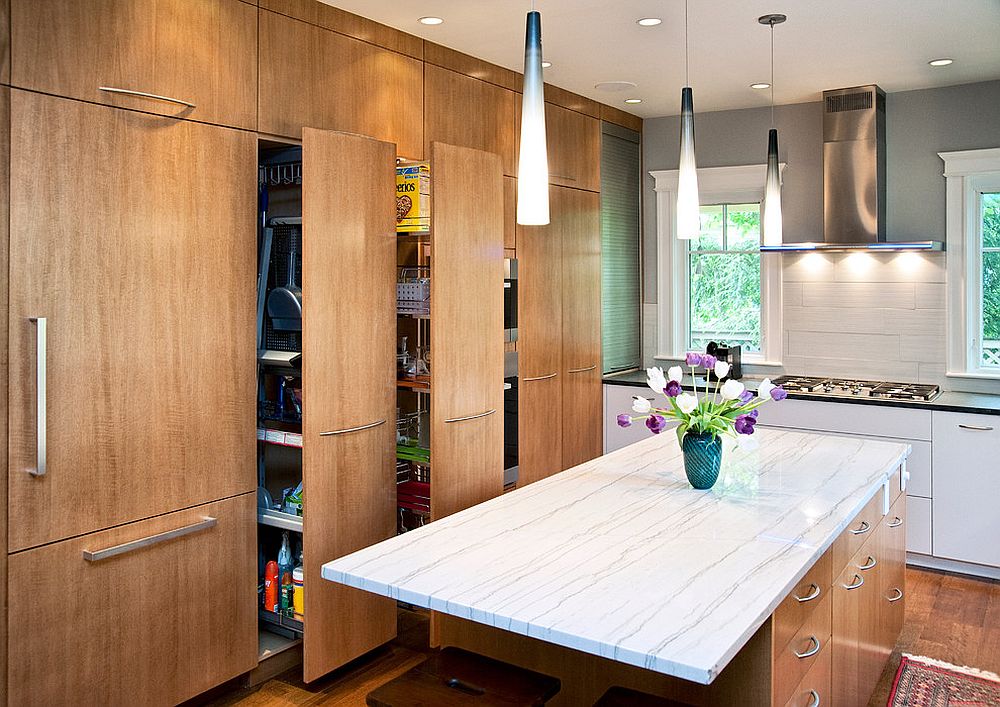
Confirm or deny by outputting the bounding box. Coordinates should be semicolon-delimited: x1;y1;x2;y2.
642;79;1000;303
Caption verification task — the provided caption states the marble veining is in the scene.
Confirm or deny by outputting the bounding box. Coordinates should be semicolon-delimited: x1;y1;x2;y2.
321;428;910;684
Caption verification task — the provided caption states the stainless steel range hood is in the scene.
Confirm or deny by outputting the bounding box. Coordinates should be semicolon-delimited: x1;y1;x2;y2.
762;84;943;252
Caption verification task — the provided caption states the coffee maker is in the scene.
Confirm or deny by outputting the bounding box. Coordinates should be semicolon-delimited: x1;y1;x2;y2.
706;342;742;381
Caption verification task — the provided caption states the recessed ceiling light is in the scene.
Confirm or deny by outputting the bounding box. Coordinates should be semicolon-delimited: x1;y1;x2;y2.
594;81;638;92
637;18;662;27
624;98;642;104
750;82;771;90
928;58;953;67
418;16;443;25
542;61;552;68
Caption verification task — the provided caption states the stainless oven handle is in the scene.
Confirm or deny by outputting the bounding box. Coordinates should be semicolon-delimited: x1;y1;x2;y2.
523;372;557;382
28;317;47;477
83;517;216;562
98;86;196;109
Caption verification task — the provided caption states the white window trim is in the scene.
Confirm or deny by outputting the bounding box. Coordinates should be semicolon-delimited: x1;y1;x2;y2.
941;147;1000;379
650;163;784;366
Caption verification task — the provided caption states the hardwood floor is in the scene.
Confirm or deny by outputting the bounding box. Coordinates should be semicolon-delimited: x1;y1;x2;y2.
200;568;999;706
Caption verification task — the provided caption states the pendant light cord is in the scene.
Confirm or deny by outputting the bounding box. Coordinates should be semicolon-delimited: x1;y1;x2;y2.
684;0;690;86
769;23;775;126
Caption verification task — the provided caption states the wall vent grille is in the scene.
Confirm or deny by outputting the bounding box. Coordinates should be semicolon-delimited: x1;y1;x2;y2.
825;91;873;113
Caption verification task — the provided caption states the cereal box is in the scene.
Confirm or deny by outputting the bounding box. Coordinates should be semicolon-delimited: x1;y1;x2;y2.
396;162;431;233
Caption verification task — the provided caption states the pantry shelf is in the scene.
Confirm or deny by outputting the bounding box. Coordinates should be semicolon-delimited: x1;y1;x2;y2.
257;428;303;449
258;508;303;533
259;608;303;635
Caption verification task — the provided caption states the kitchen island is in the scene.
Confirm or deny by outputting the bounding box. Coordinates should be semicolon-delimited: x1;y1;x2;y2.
322;428;911;705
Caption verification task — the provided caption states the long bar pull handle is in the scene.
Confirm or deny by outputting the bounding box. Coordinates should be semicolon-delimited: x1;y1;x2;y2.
958;424;994;431
445;409;496;424
795;583;821;603
857;555;877;571
28;317;46;477
806;690;821;707
568;365;597;374
83;517;216;562
843;574;864;591
888;588;904;603
849;520;870;535
523;372;557;382
794;635;821;659
98;86;196;109
887;516;903;528
320;419;386;437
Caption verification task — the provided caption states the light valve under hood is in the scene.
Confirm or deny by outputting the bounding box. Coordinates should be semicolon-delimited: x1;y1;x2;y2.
761;84;943;252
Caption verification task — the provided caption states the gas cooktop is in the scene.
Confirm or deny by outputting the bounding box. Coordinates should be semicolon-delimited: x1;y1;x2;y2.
770;376;940;403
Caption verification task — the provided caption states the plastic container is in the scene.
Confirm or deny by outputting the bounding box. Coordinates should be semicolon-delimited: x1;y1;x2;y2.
292;566;304;618
264;561;279;612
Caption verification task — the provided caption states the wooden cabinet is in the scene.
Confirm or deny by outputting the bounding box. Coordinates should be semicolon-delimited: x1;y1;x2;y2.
424;64;517;176
259;10;423;158
831;550;866;707
0;86;8;703
784;646;832;707
8;492;257;706
878;495;906;667
300;129;398;680
7;91;256;552
545;103;601;192
11;0;257;130
429;141;505;520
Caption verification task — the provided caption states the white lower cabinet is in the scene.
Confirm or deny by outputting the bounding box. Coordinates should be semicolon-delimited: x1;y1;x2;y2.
604;384;672;454
931;411;1000;567
906;495;932;555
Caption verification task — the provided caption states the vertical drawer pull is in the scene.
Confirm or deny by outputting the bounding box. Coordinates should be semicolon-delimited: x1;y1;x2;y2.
795;583;821;603
28;317;47;477
958;424;994;431
857;555;877;571
888;588;904;603
887;516;903;528
849;520;870;535
794;635;821;659
98;86;196;109
445;409;496;424
320;419;386;436
83;517;217;562
843;574;864;590
807;689;821;707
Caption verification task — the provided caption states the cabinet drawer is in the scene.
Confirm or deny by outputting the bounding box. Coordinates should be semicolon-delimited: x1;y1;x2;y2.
906;496;932;555
773;590;832;707
11;0;257;130
773;548;833;655
7;493;257;706
833;490;884;572
783;642;831;707
759;399;931;441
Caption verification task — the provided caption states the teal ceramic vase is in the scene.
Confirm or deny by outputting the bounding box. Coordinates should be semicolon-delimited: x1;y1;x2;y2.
681;432;723;490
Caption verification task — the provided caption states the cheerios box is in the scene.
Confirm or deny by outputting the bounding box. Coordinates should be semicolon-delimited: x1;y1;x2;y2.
396;162;431;233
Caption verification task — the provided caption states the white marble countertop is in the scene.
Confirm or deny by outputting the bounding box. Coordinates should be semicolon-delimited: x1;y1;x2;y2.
321;428;910;685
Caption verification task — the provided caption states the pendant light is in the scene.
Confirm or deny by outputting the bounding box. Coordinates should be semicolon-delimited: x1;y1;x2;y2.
759;13;786;246
516;3;549;225
675;0;699;240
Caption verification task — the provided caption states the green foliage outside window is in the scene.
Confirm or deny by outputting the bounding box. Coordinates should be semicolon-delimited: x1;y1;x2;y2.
982;192;1000;366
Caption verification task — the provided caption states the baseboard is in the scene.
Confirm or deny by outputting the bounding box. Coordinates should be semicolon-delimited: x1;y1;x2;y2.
907;552;1000;581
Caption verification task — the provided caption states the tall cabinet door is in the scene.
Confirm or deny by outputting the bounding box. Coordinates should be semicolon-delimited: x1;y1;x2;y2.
7;91;256;552
301;129;397;681
517;188;563;487
429;142;505;520
559;187;602;469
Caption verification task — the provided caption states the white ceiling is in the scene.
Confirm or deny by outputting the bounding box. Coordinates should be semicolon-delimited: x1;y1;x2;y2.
324;0;1000;118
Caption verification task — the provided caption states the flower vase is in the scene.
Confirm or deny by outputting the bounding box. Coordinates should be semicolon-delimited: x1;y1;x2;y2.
680;432;723;490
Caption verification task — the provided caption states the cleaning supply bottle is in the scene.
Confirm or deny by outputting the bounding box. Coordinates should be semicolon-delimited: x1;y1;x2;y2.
264;561;279;612
292;561;304;619
278;531;293;612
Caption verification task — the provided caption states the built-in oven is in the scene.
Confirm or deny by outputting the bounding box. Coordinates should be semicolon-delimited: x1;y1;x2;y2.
503;351;518;487
504;258;517;343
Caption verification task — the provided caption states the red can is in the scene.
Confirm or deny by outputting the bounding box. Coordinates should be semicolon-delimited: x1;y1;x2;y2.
264;560;279;612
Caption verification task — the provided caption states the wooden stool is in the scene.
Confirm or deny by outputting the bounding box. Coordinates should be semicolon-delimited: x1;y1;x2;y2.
593;685;692;706
366;647;560;706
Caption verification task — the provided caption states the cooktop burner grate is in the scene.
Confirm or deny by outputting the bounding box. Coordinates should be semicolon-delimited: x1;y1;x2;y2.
770;376;940;402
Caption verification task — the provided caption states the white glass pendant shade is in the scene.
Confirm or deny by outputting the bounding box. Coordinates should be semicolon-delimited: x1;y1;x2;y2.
762;127;783;246
676;87;700;240
516;10;549;225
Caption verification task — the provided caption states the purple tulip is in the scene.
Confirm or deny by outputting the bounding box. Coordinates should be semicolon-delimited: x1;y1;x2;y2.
749;408;759;419
665;380;682;397
739;389;754;404
645;414;668;435
685;352;703;367
734;414;757;435
770;386;788;401
702;354;717;370
617;414;632;428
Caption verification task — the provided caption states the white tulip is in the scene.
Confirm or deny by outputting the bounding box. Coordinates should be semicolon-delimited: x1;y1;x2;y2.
720;378;746;401
646;367;667;394
714;360;731;379
676;393;698;414
632;396;652;414
667;366;684;383
757;378;775;400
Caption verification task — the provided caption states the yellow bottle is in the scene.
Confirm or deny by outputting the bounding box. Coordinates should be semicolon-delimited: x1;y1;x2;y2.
292;565;304;619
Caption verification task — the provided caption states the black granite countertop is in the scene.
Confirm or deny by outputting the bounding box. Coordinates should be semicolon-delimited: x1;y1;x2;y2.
603;370;1000;417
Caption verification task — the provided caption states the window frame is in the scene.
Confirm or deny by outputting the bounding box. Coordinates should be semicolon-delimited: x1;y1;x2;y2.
650;164;784;366
941;148;1000;379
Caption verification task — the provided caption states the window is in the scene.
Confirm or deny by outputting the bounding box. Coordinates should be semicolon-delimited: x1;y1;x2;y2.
941;148;1000;378
650;164;782;365
689;203;762;353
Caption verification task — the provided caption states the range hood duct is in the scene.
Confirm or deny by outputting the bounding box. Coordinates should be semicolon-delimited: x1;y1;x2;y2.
761;84;943;252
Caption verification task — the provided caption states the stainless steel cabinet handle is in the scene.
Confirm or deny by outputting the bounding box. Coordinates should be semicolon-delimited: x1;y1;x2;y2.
958;424;994;431
794;635;821;659
551;173;577;181
568;365;597;374
806;689;821;707
857;555;877;571
523;372;557;382
28;317;47;477
843;573;864;590
849;520;870;535
887;516;903;528
320;419;386;436
445;409;496;424
795;583;821;603
83;517;216;562
888;587;904;603
98;86;196;109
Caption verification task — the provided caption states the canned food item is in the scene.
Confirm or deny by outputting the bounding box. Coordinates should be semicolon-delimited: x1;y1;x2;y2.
292;566;304;618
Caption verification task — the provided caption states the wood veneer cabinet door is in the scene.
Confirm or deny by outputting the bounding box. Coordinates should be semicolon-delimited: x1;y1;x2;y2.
429;142;504;520
424;64;517;176
831;560;863;707
879;496;906;669
517;187;563;486
8;493;257;706
7;92;256;552
560;187;603;469
260;10;423;158
301;128;397;680
11;0;256;129
0;86;8;702
545;102;601;192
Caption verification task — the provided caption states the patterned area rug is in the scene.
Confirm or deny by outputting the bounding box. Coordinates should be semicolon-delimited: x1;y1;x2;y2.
889;654;1000;706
